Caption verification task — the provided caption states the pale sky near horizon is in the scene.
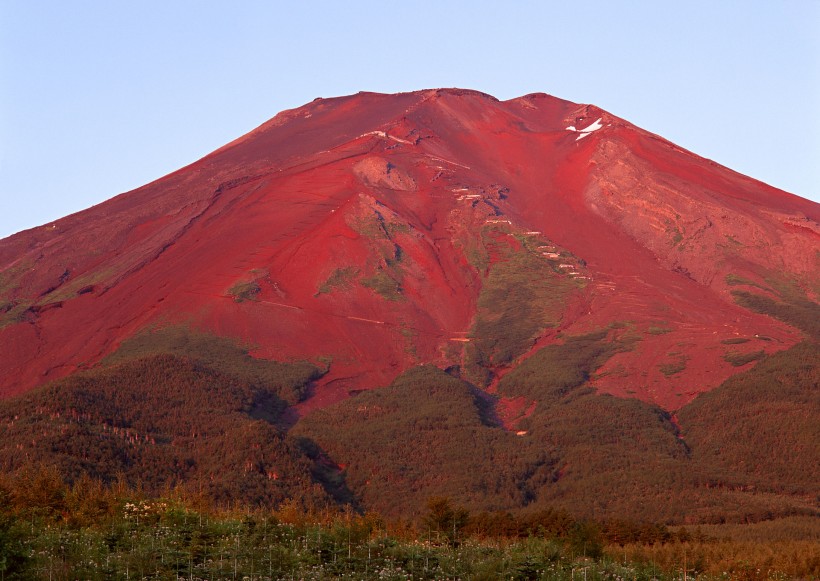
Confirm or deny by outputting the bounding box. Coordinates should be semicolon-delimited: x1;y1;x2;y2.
1;1;818;239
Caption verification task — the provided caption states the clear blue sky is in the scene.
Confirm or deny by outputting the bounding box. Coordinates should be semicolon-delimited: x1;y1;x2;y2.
1;1;818;239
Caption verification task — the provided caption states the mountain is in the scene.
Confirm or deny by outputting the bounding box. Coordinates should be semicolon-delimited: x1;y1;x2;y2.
1;89;818;522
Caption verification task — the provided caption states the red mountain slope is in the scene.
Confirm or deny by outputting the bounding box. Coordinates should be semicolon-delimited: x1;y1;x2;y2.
1;89;818;413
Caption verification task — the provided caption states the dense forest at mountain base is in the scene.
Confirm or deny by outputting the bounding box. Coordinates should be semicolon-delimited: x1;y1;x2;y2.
0;326;817;528
0;471;817;580
296;337;819;522
0;326;347;511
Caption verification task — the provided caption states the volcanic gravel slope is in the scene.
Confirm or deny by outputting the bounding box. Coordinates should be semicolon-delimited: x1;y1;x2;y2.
1;89;818;413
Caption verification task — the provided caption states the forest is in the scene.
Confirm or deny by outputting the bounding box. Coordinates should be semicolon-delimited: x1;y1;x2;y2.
0;328;817;523
0;327;817;578
0;470;817;579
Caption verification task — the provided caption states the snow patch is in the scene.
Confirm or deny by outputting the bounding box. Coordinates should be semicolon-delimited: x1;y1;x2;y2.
566;117;603;141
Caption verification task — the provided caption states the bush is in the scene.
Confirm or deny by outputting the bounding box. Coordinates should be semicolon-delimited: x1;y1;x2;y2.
423;497;469;545
227;281;261;302
723;350;765;367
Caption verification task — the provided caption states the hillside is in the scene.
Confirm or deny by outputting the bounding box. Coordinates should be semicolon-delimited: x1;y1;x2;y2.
0;89;818;522
0;332;816;523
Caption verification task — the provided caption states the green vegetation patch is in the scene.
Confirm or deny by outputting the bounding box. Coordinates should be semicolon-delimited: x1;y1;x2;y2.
0;300;32;330
724;234;744;247
316;266;359;295
346;210;388;240
0;354;329;506
227;280;261;302
669;228;683;247
385;221;410;237
497;330;630;402
465;226;582;379
345;206;411;301
659;354;688;377
678;342;820;496
360;269;403;301
731;289;820;339
723;350;765;367
37;266;117;304
720;337;750;345
725;273;770;291
0;259;34;296
105;326;323;405
647;325;673;335
347;207;406;262
662;219;684;247
0;260;37;329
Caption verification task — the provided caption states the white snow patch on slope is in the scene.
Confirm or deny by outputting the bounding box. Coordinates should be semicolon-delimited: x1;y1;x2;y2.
566;117;603;141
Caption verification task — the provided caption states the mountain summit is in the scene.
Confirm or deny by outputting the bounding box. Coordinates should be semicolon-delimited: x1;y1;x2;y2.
1;89;818;520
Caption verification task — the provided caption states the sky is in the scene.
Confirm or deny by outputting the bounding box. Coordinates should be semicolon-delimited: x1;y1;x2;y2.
1;1;818;239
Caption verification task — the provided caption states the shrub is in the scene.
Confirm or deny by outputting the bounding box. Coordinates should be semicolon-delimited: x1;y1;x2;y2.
227;281;260;302
723;350;765;367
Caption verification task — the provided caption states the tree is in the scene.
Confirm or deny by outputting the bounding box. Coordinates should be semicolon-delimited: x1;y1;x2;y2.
10;465;66;521
0;514;27;578
568;520;603;559
422;497;469;545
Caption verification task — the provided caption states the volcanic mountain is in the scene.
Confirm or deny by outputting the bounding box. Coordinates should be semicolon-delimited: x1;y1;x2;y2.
1;89;818;521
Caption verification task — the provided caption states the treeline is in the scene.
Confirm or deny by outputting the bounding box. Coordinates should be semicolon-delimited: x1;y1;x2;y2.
297;340;818;524
0;467;694;548
103;326;324;405
1;470;817;580
677;340;820;496
0;350;329;507
0;326;816;528
729;273;820;340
